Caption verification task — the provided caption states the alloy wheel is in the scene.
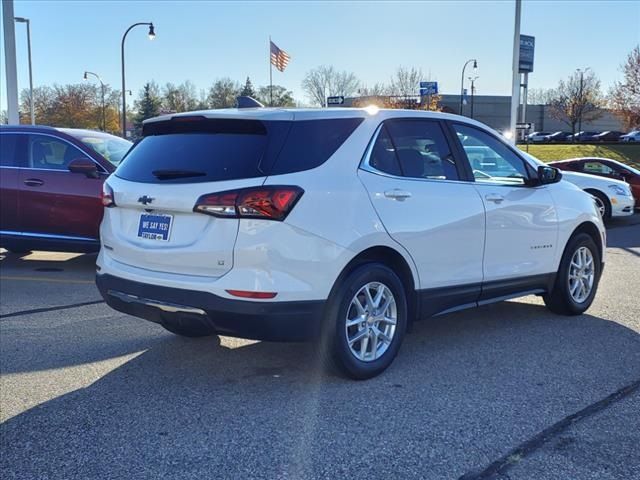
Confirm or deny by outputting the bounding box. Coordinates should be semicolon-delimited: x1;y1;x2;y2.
345;282;397;362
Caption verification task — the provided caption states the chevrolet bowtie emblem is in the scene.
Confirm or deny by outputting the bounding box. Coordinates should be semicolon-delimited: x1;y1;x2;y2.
138;195;154;205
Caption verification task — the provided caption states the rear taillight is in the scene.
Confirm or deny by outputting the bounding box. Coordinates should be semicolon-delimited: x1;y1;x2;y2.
102;183;116;207
194;186;303;221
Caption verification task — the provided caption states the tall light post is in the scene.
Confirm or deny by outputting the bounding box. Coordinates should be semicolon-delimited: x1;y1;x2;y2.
121;22;155;138
576;67;591;137
468;73;479;119
84;71;106;131
459;59;477;115
14;16;34;125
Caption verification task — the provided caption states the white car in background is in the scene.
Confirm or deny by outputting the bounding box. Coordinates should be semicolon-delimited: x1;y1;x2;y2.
555;171;634;219
527;131;552;143
620;130;640;142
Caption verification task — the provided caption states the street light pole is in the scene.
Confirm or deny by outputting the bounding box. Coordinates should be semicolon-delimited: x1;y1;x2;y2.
576;67;590;137
14;17;34;125
469;77;478;119
84;71;106;131
121;22;155;138
459;59;477;115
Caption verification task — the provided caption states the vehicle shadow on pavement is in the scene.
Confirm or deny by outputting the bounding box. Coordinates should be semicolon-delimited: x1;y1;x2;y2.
2;300;640;479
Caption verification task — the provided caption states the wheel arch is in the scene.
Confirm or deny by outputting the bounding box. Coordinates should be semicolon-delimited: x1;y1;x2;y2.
569;221;604;262
333;246;419;326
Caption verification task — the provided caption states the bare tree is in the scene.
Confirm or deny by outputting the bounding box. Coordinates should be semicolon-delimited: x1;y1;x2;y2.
527;87;555;105
302;65;360;107
609;45;640;130
359;83;390;96
548;69;604;135
388;66;423;97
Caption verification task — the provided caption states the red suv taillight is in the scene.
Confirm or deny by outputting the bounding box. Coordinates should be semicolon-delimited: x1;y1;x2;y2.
102;183;116;207
194;186;303;221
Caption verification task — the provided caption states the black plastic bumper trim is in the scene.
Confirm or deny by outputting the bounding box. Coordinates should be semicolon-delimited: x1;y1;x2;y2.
96;273;326;342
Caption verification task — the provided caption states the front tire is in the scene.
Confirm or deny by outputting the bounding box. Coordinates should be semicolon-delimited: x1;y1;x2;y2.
319;263;408;379
544;233;601;315
587;190;611;221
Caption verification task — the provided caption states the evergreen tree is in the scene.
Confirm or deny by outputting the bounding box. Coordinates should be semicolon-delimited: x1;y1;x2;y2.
240;77;256;98
134;82;162;133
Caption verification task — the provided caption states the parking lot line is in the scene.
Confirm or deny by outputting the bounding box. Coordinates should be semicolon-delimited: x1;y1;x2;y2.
0;275;95;285
0;300;105;320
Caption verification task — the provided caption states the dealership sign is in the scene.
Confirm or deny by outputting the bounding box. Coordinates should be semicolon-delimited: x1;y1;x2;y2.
519;35;535;73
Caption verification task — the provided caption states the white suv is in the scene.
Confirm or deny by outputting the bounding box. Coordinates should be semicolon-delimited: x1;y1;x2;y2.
97;108;606;379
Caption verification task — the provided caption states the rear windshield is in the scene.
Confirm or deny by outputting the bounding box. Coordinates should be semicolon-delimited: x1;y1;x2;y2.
115;117;363;183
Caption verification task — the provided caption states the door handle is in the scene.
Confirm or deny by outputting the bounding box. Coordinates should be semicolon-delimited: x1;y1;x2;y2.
23;178;44;187
384;189;412;201
485;194;504;204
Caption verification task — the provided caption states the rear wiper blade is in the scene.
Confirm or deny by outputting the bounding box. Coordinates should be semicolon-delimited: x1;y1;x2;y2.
152;169;206;180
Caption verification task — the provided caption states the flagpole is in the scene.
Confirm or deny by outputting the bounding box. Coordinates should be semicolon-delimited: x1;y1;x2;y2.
269;35;273;106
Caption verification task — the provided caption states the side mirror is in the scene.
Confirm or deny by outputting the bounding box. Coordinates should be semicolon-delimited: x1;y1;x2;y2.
68;158;99;178
537;165;562;185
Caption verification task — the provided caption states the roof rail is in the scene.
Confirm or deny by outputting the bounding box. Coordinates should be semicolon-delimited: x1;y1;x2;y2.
236;96;264;109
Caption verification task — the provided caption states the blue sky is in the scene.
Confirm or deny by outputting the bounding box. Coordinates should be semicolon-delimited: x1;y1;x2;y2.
1;0;639;110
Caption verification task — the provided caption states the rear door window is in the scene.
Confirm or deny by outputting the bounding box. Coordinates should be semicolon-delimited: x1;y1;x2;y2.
385;120;460;180
28;134;85;171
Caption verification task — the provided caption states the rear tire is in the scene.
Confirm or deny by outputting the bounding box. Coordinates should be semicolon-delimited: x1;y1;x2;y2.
161;316;216;337
318;263;408;379
544;232;601;315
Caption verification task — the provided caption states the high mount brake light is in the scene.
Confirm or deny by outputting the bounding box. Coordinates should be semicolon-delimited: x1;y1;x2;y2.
194;186;303;221
102;183;116;207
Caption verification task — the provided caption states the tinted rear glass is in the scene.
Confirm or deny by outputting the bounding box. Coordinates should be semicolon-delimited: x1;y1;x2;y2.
269;118;364;175
0;133;19;166
115;117;363;183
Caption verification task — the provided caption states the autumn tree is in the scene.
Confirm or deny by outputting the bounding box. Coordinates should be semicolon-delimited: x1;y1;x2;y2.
610;46;640;130
548;69;604;135
302;65;360;107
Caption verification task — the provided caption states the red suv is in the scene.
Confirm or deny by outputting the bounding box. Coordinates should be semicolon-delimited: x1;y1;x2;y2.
0;126;132;253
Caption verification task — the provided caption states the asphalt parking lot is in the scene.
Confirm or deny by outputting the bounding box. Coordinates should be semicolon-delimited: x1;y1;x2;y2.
1;216;639;480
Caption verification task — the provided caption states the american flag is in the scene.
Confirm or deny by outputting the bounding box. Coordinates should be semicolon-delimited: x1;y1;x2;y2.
270;40;291;72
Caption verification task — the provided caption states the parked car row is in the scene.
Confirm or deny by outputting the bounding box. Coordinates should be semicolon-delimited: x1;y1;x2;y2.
526;130;640;143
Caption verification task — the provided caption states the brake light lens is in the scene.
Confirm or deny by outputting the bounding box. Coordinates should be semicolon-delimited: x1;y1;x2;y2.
102;182;116;207
194;186;303;221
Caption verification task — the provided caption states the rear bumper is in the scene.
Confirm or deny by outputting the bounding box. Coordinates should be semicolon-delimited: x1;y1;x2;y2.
96;273;325;341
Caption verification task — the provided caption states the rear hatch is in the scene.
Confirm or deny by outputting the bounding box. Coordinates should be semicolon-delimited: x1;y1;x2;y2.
103;112;365;277
104;115;293;277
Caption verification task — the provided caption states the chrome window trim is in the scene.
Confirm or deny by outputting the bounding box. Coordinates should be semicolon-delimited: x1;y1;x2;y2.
0;130;109;174
358;121;475;186
0;230;98;242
